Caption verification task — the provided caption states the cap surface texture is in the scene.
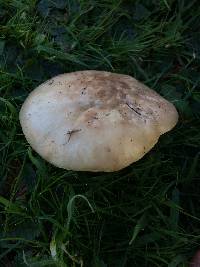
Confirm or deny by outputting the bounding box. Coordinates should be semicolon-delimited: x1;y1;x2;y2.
20;71;178;172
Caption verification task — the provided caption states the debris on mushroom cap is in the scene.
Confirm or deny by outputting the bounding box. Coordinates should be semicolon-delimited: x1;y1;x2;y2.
19;70;178;172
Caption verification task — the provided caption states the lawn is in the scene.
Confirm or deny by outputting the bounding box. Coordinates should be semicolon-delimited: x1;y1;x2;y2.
0;0;200;266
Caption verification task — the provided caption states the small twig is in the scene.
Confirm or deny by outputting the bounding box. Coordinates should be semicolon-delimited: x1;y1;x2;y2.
126;102;141;116
67;129;82;143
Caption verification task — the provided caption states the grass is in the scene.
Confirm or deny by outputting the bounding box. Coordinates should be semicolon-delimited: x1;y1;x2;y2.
0;0;200;266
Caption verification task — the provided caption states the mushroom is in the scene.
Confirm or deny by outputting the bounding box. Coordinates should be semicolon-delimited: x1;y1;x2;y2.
19;70;178;172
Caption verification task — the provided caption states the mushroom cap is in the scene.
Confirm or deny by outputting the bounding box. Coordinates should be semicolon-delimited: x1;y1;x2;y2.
19;70;178;172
